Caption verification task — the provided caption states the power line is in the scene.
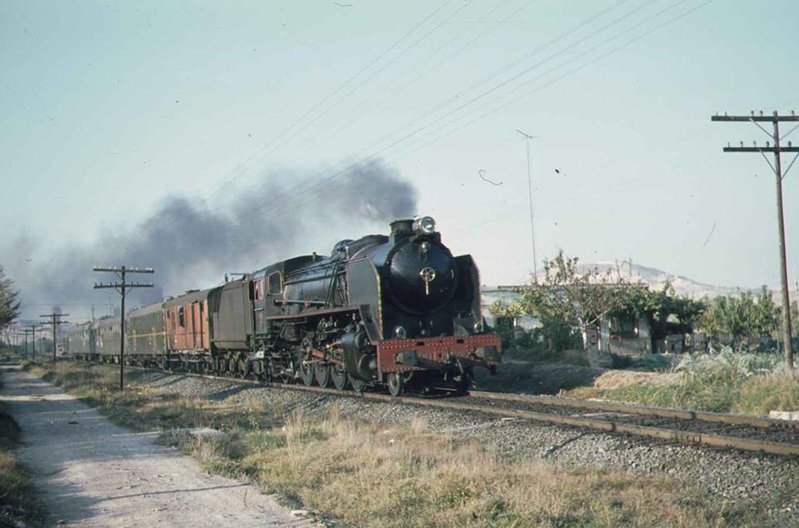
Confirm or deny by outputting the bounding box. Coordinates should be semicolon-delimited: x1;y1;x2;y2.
255;1;692;221
370;0;645;148
300;1;713;241
392;0;704;157
175;0;648;232
155;0;683;241
281;0;474;153
189;0;460;209
237;0;671;229
98;0;711;267
712;110;799;369
305;0;517;147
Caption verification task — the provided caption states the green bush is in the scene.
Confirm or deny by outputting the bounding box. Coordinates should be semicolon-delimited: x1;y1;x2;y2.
674;347;786;381
577;348;796;414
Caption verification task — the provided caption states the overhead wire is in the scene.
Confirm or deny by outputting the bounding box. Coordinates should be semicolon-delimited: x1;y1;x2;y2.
266;0;475;158
151;0;713;256
187;0;459;208
345;0;637;157
394;0;707;156
305;0;534;147
403;1;717;237
235;0;712;236
342;0;657;161
154;0;494;249
230;0;648;227
168;0;634;233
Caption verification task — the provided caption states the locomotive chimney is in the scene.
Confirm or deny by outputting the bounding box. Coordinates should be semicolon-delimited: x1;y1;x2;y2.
389;219;413;244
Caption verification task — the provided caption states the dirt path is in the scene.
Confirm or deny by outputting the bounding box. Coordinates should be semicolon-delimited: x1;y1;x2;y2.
0;366;317;528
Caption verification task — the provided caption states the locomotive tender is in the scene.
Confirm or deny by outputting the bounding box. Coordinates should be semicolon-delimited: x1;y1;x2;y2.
66;217;501;396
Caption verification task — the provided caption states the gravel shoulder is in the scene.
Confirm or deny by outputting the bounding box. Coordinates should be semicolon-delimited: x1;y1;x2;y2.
0;365;316;528
138;370;799;524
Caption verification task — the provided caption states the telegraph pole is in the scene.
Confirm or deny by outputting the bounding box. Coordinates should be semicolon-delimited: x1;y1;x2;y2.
21;328;32;360
712;110;799;369
40;312;70;363
93;265;154;390
29;324;38;362
515;128;539;280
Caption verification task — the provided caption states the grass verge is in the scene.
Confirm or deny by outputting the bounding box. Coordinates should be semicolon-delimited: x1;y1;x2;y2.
568;372;799;415
26;361;779;527
0;372;43;528
567;351;799;415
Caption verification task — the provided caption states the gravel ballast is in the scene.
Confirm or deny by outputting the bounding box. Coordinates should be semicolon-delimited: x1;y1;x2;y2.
127;370;799;524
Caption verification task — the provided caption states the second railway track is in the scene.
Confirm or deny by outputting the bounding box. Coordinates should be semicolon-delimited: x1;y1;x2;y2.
126;364;799;457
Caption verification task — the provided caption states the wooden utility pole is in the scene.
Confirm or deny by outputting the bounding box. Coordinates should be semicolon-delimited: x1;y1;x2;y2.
39;312;70;363
712;110;799;369
21;328;32;360
29;324;38;362
93;265;154;390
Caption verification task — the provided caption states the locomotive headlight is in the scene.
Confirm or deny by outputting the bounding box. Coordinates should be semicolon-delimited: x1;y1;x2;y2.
394;326;407;339
473;321;484;333
413;216;436;235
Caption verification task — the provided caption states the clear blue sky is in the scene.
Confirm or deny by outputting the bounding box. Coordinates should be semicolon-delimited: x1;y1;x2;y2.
2;0;799;319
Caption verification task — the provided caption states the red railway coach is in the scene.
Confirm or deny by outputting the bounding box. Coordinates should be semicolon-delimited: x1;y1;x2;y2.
164;289;212;368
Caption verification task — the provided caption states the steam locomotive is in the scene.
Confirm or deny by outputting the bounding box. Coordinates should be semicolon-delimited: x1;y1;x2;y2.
66;217;501;396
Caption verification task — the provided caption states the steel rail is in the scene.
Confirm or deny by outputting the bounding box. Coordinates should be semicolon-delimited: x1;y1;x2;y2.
112;364;799;457
393;396;799;457
468;390;799;430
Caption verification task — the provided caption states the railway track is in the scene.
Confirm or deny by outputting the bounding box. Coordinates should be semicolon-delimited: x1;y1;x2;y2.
122;364;799;457
463;391;799;456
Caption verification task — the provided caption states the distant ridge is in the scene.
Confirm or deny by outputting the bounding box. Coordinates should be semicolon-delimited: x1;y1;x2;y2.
576;260;759;299
484;260;763;300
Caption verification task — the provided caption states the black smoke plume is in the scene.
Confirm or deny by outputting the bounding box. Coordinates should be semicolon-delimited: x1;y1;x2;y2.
10;160;418;321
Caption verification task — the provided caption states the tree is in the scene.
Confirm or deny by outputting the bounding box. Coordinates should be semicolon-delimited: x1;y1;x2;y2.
500;253;706;356
615;283;705;334
513;252;636;351
698;287;779;348
0;266;20;331
488;299;526;321
489;297;580;353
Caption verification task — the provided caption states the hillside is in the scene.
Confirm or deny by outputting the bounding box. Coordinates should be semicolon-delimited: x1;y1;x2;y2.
483;260;762;304
575;260;758;299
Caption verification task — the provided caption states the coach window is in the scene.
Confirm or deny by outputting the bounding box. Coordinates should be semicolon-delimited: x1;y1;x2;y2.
267;272;283;295
178;307;185;327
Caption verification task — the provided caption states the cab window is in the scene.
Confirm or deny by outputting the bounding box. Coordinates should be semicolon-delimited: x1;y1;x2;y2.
267;272;283;295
